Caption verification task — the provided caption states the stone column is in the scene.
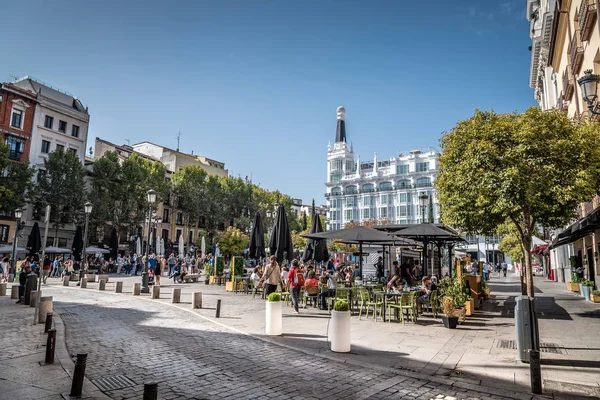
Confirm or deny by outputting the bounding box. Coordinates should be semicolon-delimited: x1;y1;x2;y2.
115;282;123;293
38;296;53;323
133;283;141;296
99;279;106;291
193;292;202;309
171;288;181;303
152;285;160;299
80;278;87;288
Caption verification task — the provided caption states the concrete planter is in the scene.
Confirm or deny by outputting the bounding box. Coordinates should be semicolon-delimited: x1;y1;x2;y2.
329;310;351;353
567;282;580;292
581;285;592;301
590;293;600;303
265;301;282;336
579;283;584;296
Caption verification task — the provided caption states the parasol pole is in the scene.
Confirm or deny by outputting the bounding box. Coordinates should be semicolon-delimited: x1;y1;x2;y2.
33;205;50;325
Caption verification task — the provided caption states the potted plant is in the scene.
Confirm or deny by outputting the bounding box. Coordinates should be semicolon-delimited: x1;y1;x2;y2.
581;280;594;301
568;274;581;292
329;300;351;353
216;256;225;285
591;289;600;303
441;297;459;329
204;263;212;285
265;292;282;335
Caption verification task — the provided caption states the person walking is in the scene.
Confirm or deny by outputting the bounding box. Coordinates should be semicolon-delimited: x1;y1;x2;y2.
259;255;282;296
0;257;8;282
16;263;31;304
288;260;303;314
155;256;164;286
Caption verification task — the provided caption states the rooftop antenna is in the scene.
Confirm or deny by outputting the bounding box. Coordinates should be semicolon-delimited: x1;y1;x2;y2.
9;74;18;81
176;131;182;152
125;138;131;146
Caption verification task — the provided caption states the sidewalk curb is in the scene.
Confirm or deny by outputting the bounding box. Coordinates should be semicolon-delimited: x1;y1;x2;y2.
52;284;550;400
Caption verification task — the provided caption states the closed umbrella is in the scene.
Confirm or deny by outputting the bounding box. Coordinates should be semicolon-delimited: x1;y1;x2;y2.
156;235;161;256
72;226;83;261
109;227;118;259
160;238;165;256
302;214;328;263
136;237;142;255
201;236;206;258
269;205;294;264
249;213;266;259
179;234;185;256
26;222;42;257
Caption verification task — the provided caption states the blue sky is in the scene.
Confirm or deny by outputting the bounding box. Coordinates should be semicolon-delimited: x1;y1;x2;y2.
1;0;533;205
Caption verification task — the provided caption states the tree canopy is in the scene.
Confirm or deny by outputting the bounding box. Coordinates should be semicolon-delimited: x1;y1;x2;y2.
437;107;600;296
216;226;249;256
0;141;35;217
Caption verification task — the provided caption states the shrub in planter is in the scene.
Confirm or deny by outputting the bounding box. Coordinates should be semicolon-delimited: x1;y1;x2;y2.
441;297;459;329
591;290;600;303
581;279;594;301
265;292;282;335
330;300;351;352
268;292;281;302
216;256;225;276
333;300;350;312
232;257;244;277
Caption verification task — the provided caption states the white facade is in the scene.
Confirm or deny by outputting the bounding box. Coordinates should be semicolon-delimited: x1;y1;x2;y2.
325;106;440;230
528;0;558;110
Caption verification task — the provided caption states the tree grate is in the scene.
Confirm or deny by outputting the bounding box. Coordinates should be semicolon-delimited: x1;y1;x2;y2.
92;375;136;392
496;340;563;354
59;312;77;317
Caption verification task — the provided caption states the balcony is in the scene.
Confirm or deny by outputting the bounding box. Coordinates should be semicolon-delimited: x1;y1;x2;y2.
568;30;584;74
579;0;597;42
8;150;22;161
562;68;574;101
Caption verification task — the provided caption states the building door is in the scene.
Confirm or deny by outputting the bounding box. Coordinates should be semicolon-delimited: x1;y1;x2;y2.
577;249;583;279
588;247;596;287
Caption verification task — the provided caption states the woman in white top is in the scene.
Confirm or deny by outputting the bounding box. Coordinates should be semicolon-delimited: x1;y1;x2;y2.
281;266;289;286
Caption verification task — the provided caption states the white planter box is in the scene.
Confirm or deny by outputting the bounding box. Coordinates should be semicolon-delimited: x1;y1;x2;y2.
329;310;351;353
265;301;282;335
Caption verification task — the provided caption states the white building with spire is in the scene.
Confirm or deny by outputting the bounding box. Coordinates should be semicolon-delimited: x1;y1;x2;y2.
325;106;440;230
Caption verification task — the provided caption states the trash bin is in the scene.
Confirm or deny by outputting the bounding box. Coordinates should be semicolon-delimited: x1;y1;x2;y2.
515;296;539;363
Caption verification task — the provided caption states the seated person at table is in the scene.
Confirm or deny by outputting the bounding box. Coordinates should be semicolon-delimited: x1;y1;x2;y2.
304;271;320;307
319;270;337;310
386;266;402;290
417;276;437;312
170;262;182;283
400;261;414;285
352;265;361;280
334;266;345;281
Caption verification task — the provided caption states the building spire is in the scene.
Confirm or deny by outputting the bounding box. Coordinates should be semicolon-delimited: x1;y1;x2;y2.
335;106;346;143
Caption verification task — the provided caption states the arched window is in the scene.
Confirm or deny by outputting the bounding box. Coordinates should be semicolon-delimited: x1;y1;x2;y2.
345;185;357;195
397;179;411;189
361;184;375;193
331;187;342;196
416;177;432;188
379;181;392;191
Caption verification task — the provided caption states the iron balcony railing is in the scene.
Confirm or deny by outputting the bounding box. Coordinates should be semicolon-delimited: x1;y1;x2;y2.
563;67;574;101
579;0;597;42
568;30;584;74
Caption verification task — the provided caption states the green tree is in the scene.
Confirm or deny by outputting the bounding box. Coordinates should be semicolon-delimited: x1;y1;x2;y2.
37;148;86;243
301;211;308;231
172;165;208;239
0;141;35;216
216;226;249;256
436;107;600;297
292;229;308;250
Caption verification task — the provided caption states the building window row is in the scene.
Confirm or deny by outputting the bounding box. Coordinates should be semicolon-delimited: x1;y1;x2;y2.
332;177;433;194
44;114;80;138
5;135;25;160
11;109;23;129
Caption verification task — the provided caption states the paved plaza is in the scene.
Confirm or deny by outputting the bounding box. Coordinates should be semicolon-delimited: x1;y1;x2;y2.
1;271;598;399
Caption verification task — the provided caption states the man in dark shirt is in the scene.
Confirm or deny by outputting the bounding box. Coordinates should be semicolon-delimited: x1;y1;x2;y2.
417;276;437;313
400;261;414;285
16;264;31;304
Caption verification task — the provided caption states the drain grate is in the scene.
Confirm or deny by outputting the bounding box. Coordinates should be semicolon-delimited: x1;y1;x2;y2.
59;312;77;317
496;340;563;354
92;375;136;392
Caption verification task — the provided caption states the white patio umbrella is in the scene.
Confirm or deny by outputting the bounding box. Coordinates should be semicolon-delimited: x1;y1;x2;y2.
156;236;161;256
215;243;221;257
159;238;165;257
136;237;141;255
179;234;185;256
201;236;206;258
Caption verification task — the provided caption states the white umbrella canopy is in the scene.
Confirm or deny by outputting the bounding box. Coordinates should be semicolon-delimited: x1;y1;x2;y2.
156;236;161;256
179;234;185;256
159;238;165;256
85;246;110;254
136;237;142;255
44;246;72;254
0;245;27;253
201;236;206;258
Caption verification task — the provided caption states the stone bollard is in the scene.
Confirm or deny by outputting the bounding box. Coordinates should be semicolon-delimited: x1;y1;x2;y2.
115;281;123;293
98;279;106;291
8;273;14;282
193;292;202;309
171;288;181;303
0;282;6;296
152;285;160;299
133;282;141;296
11;285;19;299
63;275;70;287
98;274;109;283
87;273;96;283
80;278;87;289
38;296;53;323
30;291;38;307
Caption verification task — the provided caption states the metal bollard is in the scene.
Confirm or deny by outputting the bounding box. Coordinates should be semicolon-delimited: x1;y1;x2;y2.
216;299;221;318
529;349;542;394
45;328;56;364
69;353;87;397
44;313;53;333
143;381;158;400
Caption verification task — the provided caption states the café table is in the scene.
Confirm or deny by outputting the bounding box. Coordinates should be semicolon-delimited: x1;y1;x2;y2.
372;288;423;322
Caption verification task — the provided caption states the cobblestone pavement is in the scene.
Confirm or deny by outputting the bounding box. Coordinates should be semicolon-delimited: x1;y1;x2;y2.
48;287;538;400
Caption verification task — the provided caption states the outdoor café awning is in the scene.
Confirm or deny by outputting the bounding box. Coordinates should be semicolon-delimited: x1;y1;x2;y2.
551;207;600;249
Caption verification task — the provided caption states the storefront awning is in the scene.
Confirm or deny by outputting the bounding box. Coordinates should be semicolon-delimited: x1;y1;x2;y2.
550;207;600;249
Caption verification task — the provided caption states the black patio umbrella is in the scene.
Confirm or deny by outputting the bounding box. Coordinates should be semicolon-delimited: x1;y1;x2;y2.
72;226;83;262
302;213;329;263
249;213;266;260
303;226;397;276
109;227;119;259
26;222;42;258
269;205;294;264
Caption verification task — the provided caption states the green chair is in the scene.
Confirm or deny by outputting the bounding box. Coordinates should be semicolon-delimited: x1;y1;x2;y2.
304;285;319;308
250;280;264;299
277;283;291;305
428;290;440;318
401;292;418;324
358;288;383;321
328;287;350;311
386;294;404;323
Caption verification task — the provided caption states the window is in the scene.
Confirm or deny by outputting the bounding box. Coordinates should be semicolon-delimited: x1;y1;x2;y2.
68;148;77;155
41;140;50;153
10;109;23;128
345;185;357;194
56;144;64;152
416;162;429;172
416;177;432;187
58;238;68;248
71;125;80;138
176;212;184;225
398;192;411;203
330;198;341;208
331;187;342;196
397;179;411;189
363;196;372;206
397;205;411;217
330;174;342;183
176;229;182;240
44;115;54;129
379;208;388;218
363;208;370;219
345;209;353;220
345;196;357;207
58;120;67;133
162;208;170;223
5;135;25;159
188;230;194;244
361;183;374;193
380;194;389;205
330;159;343;171
37;169;46;182
46;237;54;247
379;181;393;191
0;225;9;243
396;164;409;175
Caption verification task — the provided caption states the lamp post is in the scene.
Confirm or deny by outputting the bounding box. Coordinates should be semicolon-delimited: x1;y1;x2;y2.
78;202;92;285
141;189;156;293
419;192;428;224
10;209;23;276
578;69;600;115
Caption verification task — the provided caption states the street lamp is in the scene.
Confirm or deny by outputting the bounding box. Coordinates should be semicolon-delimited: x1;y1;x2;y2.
578;69;600;115
419;192;428;224
78;202;92;285
142;189;156;293
10;208;23;276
